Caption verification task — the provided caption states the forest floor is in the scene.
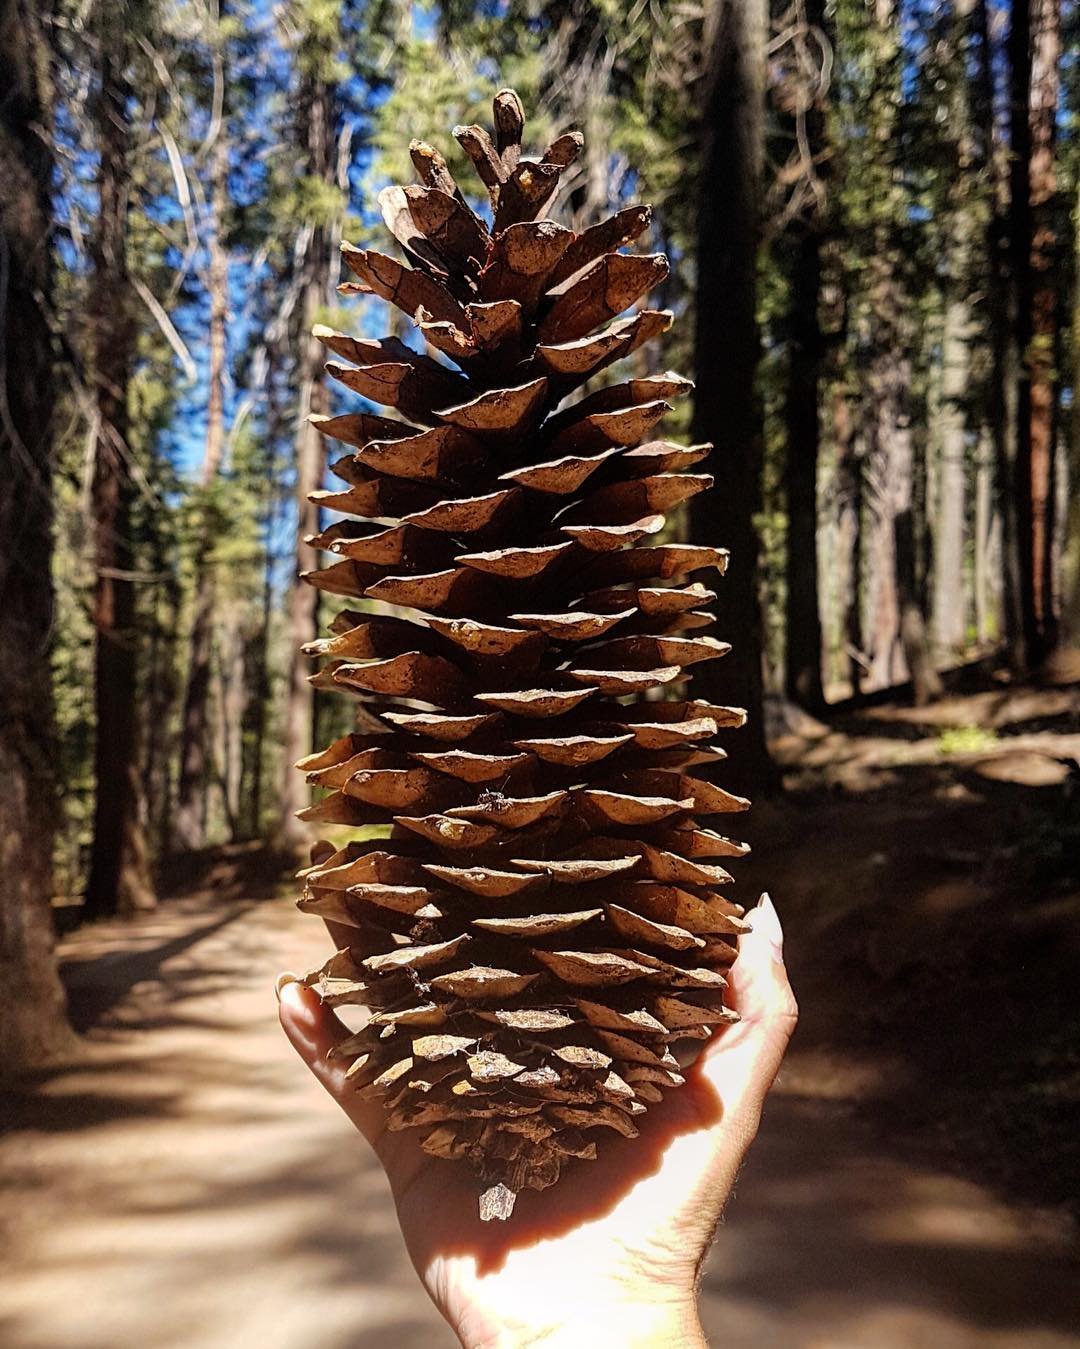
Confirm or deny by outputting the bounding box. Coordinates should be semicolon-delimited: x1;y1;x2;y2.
2;679;1079;1348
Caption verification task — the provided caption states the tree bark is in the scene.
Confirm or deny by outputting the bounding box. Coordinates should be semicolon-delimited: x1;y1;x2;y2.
1009;0;1061;667
932;0;977;657
1025;0;1060;656
973;428;995;644
934;297;969;655
244;352;283;840
833;385;865;697
83;0;156;920
144;517;180;854
864;0;941;704
175;127;229;850
974;0;1024;666
1059;175;1080;649
784;227;826;710
689;0;773;794
781;0;828;712
281;75;336;836
0;0;73;1069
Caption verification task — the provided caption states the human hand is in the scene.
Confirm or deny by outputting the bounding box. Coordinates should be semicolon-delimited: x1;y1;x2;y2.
278;892;797;1348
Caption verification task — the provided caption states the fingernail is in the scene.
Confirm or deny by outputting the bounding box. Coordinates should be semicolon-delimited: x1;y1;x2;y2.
275;971;299;1003
753;892;784;959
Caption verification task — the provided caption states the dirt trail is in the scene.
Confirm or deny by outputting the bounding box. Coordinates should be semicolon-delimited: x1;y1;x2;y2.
1;893;1076;1349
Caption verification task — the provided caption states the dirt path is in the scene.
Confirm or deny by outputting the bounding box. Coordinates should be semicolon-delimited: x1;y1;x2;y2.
1;895;1077;1349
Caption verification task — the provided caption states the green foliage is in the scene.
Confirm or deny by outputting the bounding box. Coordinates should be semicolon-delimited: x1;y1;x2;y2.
937;724;1000;756
38;0;1080;897
284;175;349;230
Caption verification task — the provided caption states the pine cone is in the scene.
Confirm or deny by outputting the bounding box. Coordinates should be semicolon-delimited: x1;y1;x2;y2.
294;89;751;1221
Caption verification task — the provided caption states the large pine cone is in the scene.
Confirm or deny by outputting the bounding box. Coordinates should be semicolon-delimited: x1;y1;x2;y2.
295;89;751;1221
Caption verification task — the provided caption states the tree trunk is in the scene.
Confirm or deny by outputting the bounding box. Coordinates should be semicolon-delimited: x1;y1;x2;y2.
973;0;1024;666
934;299;969;658
973;427;995;644
0;0;73;1069
1025;0;1060;657
1059;175;1080;650
781;0;828;712
834;386;865;697
216;618;245;839
784;226;826;711
864;0;941;704
1009;0;1061;667
932;0;977;657
83;1;156;920
144;515;180;855
281;76;336;837
244;355;282;841
689;0;773;794
175;128;229;851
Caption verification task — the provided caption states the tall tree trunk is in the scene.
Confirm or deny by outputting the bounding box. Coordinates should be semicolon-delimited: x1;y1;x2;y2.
781;0;828;712
83;0;156;919
1059;176;1080;650
215;618;245;839
689;0;773;794
142;474;180;854
934;285;968;658
245;541;274;839
0;0;73;1069
784;227;826;710
932;0;978;657
281;75;335;837
151;563;181;854
1009;0;1061;667
1026;0;1060;656
974;0;1024;665
864;0;941;704
973;428;995;644
175;127;229;850
244;355;282;840
834;385;865;697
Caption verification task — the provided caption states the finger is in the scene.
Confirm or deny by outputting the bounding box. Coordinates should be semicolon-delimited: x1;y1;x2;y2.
695;893;798;1101
728;892;798;1029
277;979;387;1145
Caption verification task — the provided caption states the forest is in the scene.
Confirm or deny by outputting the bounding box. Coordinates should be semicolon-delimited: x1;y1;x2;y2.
3;1;1080;1340
1;0;1078;1118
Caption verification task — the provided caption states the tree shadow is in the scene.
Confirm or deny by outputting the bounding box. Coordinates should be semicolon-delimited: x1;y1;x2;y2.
742;762;1080;1225
60;903;255;1032
702;1097;1080;1341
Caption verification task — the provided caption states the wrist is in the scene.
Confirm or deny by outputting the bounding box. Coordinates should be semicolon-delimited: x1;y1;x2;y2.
457;1294;705;1348
536;1302;704;1348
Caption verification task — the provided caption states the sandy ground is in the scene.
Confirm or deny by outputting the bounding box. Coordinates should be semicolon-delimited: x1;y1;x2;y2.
2;891;1077;1349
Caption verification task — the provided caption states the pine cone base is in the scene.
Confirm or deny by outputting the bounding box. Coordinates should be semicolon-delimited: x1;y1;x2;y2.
294;89;751;1220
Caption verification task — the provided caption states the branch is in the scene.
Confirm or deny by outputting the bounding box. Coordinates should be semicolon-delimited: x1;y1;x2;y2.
132;277;197;381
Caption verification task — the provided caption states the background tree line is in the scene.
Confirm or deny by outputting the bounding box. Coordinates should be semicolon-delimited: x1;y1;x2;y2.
2;0;1078;1067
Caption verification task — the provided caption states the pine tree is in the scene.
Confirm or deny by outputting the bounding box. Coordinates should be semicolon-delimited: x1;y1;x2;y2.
861;0;941;703
0;0;73;1067
175;0;234;850
83;0;157;917
279;0;351;840
776;0;831;711
689;0;772;785
930;0;979;658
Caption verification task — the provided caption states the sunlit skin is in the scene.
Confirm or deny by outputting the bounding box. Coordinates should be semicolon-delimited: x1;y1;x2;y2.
278;893;797;1349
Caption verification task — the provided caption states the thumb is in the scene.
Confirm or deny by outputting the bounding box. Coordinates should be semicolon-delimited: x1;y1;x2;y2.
696;892;798;1108
277;978;387;1147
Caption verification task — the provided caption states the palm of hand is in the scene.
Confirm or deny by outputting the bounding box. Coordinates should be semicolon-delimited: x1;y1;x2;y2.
279;897;795;1348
